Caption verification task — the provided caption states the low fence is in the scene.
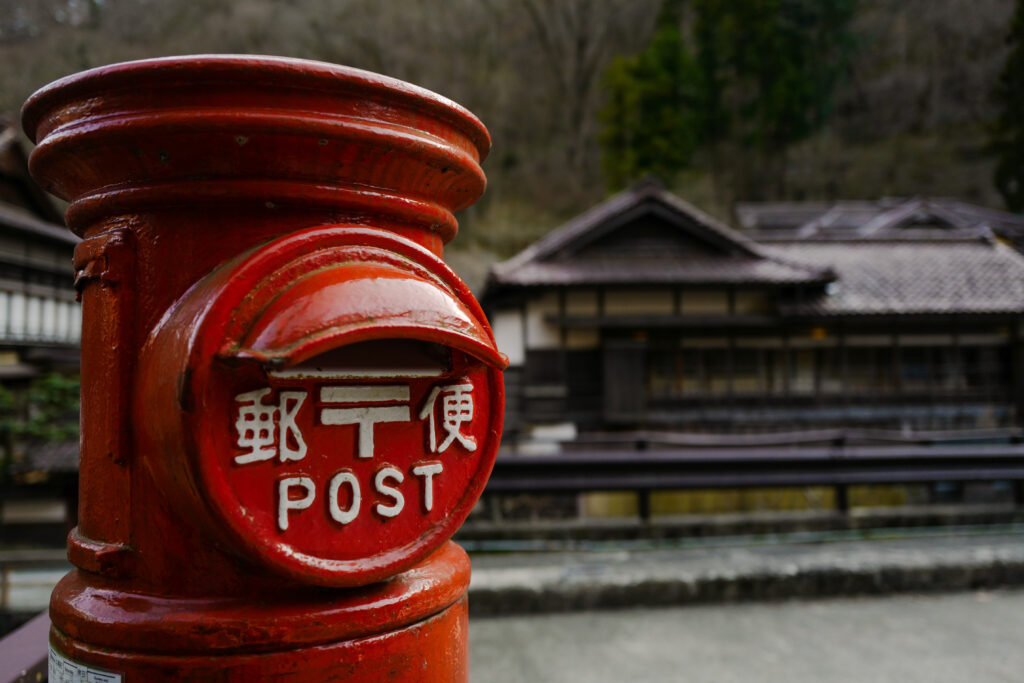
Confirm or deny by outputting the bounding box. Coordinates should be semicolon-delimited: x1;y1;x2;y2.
0;550;67;683
0;612;48;683
487;428;1024;520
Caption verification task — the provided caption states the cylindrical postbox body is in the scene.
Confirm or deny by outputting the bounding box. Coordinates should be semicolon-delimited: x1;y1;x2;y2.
23;55;504;681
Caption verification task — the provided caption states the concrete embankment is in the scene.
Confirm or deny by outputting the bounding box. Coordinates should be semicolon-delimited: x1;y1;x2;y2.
467;528;1024;616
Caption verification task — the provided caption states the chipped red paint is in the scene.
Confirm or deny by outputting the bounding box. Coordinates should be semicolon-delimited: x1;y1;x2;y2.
24;55;502;681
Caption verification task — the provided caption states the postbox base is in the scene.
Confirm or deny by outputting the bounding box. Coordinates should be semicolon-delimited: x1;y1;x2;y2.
47;542;471;682
50;598;466;681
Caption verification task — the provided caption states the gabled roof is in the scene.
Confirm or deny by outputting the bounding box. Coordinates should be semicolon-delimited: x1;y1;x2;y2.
732;197;1024;315
737;197;1024;242
488;181;833;291
0;119;75;247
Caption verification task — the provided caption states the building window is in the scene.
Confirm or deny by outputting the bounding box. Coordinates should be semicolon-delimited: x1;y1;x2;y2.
646;338;1011;402
648;345;786;398
962;346;1009;394
648;347;731;397
847;347;895;393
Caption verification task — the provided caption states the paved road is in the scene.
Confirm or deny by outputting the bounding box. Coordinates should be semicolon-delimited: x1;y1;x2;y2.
470;589;1024;682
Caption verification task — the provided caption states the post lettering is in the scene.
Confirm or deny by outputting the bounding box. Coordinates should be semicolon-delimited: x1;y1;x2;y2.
374;467;405;518
328;470;360;525
411;461;443;512
278;477;316;531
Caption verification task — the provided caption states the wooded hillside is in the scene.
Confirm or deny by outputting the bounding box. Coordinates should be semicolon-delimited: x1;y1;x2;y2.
0;0;1014;287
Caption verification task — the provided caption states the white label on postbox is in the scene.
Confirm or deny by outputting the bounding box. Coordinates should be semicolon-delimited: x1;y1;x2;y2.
49;646;123;682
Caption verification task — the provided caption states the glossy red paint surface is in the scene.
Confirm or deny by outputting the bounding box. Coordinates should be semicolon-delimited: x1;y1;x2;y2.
24;55;498;680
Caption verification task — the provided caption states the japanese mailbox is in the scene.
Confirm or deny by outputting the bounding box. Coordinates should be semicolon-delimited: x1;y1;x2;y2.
23;55;504;680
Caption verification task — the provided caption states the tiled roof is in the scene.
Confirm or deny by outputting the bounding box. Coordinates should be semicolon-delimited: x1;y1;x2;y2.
489;181;832;290
737;197;1024;241
487;189;1024;317
0;201;77;246
493;254;828;287
0;122;67;229
771;238;1024;316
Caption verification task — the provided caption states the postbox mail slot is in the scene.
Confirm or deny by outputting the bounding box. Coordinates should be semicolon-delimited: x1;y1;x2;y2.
136;224;506;587
268;339;452;380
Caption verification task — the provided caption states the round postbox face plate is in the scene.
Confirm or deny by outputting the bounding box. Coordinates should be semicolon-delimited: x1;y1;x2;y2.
198;345;500;585
150;226;505;587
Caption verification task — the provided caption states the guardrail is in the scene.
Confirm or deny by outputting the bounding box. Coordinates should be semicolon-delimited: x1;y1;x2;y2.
0;611;48;683
0;549;69;682
489;429;1024;520
568;426;1024;448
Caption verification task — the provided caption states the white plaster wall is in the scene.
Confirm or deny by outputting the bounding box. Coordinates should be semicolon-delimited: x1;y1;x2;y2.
492;309;525;366
56;300;69;340
790;349;816;394
25;296;40;339
9;292;25;337
525;292;561;350
0;293;83;343
41;298;57;339
70;304;82;342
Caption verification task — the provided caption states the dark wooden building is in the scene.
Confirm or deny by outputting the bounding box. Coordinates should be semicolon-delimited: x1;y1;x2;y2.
0;119;80;376
483;184;1024;450
0;119;79;545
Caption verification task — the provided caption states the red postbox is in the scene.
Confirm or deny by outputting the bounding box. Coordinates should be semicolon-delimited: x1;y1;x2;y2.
23;55;504;681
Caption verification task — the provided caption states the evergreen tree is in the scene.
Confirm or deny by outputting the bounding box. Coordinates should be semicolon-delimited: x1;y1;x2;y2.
599;0;857;196
599;0;700;188
22;373;80;442
993;0;1024;212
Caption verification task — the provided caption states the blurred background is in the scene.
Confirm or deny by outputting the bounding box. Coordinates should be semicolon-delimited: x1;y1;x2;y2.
3;2;1024;680
0;0;1018;285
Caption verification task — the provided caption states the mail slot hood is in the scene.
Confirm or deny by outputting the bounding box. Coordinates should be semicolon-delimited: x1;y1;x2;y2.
148;222;511;372
226;259;506;371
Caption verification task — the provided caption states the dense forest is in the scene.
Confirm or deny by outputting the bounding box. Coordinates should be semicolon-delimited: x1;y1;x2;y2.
0;0;1016;287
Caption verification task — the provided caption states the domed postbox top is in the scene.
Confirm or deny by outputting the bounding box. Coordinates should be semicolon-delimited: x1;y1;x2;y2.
22;55;491;243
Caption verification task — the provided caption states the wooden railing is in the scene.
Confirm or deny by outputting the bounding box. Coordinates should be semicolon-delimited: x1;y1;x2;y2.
488;428;1024;519
0;549;70;682
0;611;48;683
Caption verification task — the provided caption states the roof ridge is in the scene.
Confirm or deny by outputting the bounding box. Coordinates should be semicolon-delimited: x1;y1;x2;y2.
494;184;828;275
0;201;77;245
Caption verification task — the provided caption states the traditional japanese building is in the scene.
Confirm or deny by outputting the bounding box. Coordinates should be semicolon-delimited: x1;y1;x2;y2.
482;183;1024;447
0;118;80;546
0;119;80;377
